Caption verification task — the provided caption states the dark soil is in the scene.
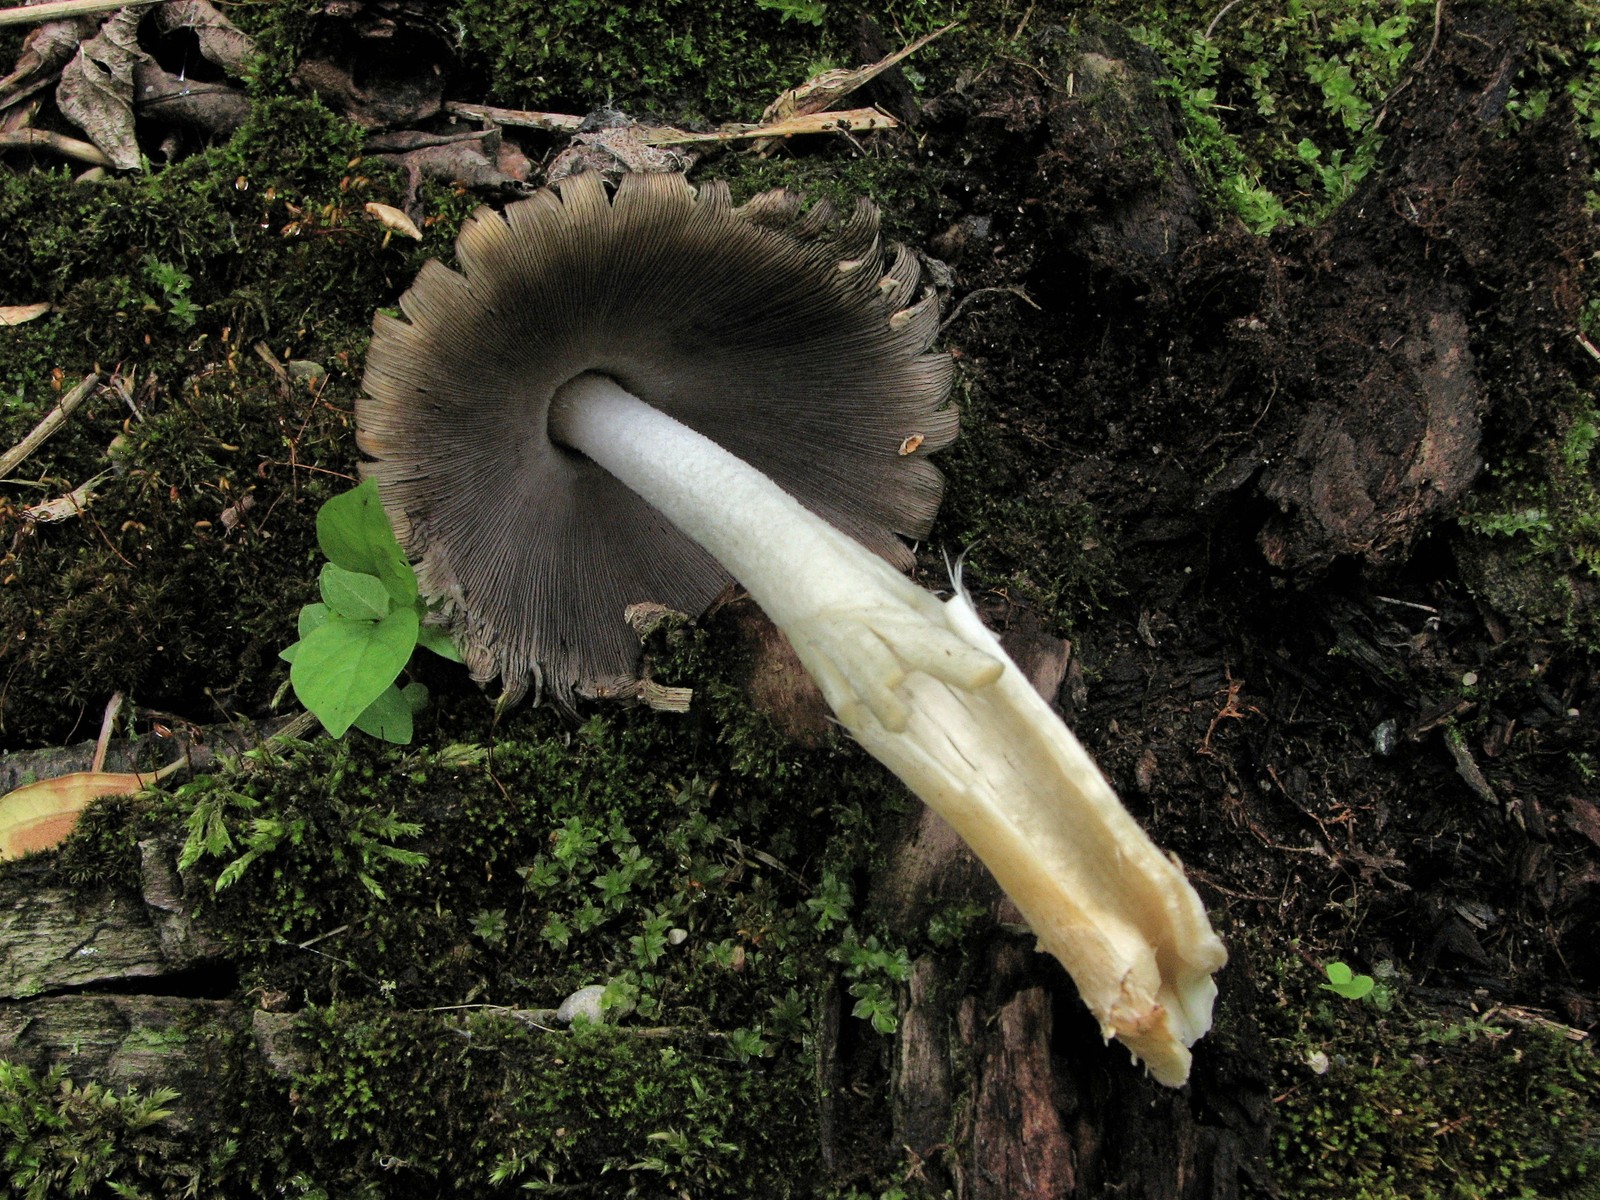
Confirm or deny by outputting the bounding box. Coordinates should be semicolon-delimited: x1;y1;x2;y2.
863;6;1600;1193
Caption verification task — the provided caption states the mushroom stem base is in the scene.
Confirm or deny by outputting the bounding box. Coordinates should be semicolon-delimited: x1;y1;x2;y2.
550;372;1228;1086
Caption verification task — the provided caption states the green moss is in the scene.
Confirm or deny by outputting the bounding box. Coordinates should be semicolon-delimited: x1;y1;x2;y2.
0;1059;190;1199
1251;950;1600;1200
170;623;899;1015
275;1008;818;1195
1457;388;1600;647
445;0;964;124
117;619;912;1193
1118;0;1436;233
0;95;455;747
51;793;144;893
446;0;821;123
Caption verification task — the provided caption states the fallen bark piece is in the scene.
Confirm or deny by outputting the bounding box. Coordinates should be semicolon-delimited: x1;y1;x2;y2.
0;834;222;998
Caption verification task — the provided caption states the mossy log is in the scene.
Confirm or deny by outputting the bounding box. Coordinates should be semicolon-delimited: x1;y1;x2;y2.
0;834;245;1129
0;839;222;1000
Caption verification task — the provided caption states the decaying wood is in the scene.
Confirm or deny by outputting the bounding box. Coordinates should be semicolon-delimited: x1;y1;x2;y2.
0;995;234;1085
0;838;222;998
969;984;1076;1199
0;712;307;796
3;832;311;1119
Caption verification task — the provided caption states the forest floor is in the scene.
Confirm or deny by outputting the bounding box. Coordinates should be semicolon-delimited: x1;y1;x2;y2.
1;1;1597;1197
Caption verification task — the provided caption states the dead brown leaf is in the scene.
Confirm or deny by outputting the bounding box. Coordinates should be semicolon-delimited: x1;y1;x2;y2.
55;6;146;169
0;766;173;860
0;14;96;110
133;60;249;139
150;0;254;75
0;302;50;325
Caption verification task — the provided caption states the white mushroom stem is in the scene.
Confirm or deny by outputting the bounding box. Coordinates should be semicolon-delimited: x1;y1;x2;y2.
550;372;1228;1086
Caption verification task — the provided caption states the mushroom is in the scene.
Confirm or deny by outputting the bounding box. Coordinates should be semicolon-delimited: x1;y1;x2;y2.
358;171;1227;1085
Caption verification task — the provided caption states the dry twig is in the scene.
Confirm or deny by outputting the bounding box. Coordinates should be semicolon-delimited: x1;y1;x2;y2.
0;0;158;25
0;127;114;166
0;372;98;479
442;102;583;133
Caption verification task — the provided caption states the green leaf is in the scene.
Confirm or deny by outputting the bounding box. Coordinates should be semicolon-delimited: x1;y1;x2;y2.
1322;961;1376;1000
316;479;418;605
415;616;463;663
289;606;419;737
298;602;331;638
280;603;332;664
320;562;393;621
351;680;429;744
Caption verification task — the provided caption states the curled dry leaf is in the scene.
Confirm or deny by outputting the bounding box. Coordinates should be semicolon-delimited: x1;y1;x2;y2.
0;15;96;106
0;302;50;325
55;6;146;169
0;765;177;860
364;201;422;240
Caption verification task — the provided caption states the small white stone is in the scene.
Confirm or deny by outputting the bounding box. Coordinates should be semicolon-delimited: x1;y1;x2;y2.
555;985;608;1025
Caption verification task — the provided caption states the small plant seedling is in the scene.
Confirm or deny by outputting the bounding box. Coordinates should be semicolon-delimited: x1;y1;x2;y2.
142;255;200;329
755;0;826;25
280;479;461;743
1322;960;1377;1000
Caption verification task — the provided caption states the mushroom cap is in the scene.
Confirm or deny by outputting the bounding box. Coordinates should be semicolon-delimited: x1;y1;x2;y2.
358;170;956;704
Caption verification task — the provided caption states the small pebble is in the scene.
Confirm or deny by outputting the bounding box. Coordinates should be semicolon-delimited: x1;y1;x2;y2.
556;983;635;1025
555;985;608;1025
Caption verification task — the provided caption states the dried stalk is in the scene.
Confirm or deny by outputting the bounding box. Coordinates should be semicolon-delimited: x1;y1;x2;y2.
0;373;98;480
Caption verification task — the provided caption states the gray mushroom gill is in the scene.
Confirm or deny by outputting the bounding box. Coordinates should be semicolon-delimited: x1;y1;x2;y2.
357;170;1227;1086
